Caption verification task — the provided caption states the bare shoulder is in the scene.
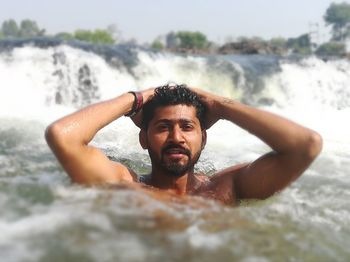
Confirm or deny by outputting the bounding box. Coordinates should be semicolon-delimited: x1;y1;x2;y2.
211;163;250;181
110;161;138;182
63;146;137;185
191;163;250;205
211;163;250;204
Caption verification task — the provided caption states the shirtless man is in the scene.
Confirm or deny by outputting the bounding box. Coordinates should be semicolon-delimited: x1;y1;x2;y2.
45;84;322;205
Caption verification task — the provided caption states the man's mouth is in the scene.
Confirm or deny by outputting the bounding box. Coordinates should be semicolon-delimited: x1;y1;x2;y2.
166;148;186;154
162;145;190;158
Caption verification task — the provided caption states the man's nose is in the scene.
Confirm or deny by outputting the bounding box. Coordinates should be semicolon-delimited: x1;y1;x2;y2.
169;126;184;143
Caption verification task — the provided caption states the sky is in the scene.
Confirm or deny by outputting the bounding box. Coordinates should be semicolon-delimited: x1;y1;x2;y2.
0;0;349;44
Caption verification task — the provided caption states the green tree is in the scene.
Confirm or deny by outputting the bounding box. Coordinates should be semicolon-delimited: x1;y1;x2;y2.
92;29;114;44
269;37;287;49
176;31;209;49
287;34;312;54
239;36;265;43
74;29;115;44
19;19;45;37
151;40;164;50
74;30;92;42
315;42;346;56
1;19;19;38
324;2;350;41
54;32;74;41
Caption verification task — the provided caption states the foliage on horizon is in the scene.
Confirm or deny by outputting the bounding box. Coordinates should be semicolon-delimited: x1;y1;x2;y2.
269;37;287;48
176;31;209;49
151;39;164;50
54;32;75;41
0;19;116;45
286;34;312;55
1;19;45;38
324;2;350;41
315;42;346;56
2;9;350;57
73;29;115;44
236;36;265;43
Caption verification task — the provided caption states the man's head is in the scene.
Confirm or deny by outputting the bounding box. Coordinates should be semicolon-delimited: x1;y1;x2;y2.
139;84;207;178
141;84;206;131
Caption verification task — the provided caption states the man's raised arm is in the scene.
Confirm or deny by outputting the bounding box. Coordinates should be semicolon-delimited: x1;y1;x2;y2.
45;89;154;185
194;88;323;200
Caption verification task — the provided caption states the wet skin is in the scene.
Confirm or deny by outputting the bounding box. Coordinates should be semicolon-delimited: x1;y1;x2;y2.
139;104;240;205
142;105;204;175
45;89;322;206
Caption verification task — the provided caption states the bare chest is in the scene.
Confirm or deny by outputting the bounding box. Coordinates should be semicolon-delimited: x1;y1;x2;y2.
189;175;237;205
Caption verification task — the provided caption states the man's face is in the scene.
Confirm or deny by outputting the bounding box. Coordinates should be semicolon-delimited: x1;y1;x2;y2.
141;104;206;177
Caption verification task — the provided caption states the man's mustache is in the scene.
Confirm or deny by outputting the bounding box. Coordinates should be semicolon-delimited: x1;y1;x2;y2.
161;144;191;157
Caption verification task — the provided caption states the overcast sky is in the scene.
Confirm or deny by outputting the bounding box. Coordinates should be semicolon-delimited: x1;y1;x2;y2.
0;0;348;43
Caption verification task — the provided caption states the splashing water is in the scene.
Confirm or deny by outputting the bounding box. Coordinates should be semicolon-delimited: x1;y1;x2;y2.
0;39;349;262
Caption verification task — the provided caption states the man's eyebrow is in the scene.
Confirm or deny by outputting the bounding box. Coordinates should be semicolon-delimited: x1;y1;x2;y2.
153;118;196;125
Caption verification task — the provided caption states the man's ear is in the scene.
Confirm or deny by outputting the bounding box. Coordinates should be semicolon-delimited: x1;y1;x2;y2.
139;129;148;149
201;129;207;149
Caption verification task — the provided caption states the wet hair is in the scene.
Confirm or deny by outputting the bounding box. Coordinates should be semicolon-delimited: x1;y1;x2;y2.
141;84;206;130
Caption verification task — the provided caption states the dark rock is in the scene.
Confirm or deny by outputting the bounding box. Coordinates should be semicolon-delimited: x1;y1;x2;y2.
218;41;287;55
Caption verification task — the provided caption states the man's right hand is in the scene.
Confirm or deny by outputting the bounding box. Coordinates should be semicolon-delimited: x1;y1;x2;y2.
131;87;155;128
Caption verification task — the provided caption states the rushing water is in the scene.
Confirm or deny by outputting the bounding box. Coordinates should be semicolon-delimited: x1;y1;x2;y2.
0;39;349;262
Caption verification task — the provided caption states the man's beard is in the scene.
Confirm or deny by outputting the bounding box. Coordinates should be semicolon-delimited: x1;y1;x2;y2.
149;144;202;177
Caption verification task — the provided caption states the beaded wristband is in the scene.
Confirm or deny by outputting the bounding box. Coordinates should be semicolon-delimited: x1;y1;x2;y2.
125;91;143;117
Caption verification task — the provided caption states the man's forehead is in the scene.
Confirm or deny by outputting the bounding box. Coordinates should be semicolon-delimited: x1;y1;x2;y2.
151;104;198;122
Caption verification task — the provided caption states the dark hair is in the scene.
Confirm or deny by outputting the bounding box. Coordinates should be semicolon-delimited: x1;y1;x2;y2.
141;84;206;130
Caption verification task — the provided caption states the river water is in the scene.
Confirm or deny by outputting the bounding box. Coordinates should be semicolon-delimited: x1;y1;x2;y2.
0;39;349;262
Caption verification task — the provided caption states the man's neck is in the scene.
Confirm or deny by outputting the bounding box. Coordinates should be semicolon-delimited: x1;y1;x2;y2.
149;169;196;195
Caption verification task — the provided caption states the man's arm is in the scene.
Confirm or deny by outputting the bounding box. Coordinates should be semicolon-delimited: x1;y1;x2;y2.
194;88;323;200
45;89;154;185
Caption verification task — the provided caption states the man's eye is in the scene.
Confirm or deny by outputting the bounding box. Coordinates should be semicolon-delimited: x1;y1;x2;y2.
182;124;194;131
157;124;169;131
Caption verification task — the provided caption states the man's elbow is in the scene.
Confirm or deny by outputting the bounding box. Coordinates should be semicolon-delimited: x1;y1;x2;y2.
45;122;66;149
304;131;323;161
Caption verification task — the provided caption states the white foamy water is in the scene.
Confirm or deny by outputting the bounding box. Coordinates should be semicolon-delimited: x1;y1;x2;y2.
0;41;349;262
